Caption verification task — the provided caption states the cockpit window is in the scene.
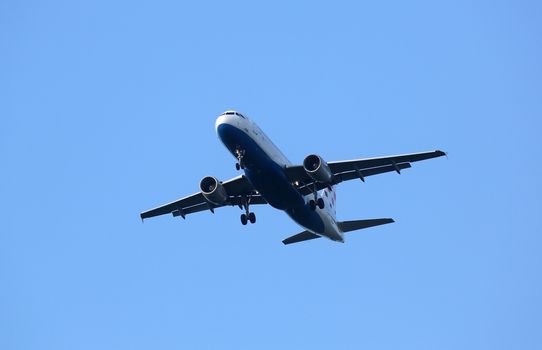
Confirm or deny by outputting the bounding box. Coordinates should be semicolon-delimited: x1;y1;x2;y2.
221;111;245;118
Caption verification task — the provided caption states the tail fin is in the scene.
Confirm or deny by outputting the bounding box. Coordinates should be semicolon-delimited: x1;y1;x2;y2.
338;218;394;233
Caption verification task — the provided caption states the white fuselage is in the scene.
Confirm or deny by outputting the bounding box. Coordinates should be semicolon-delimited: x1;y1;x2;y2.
215;111;344;242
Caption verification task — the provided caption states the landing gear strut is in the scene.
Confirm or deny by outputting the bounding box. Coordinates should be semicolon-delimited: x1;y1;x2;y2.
240;196;256;225
235;148;245;170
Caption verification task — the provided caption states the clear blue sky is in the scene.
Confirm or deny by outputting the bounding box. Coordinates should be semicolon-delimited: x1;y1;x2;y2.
1;1;541;349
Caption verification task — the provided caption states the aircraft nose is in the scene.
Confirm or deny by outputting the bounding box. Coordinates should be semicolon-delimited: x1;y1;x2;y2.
215;114;227;132
215;111;241;132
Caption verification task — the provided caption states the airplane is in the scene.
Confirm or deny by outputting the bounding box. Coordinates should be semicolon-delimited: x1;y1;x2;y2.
140;110;446;245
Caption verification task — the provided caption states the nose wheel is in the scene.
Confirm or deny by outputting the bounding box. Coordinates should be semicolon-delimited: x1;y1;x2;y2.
240;196;256;225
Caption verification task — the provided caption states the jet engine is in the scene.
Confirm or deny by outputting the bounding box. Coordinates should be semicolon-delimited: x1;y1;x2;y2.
303;154;333;183
199;176;228;205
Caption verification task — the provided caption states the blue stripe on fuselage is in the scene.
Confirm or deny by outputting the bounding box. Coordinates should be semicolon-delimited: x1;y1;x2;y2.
217;123;325;233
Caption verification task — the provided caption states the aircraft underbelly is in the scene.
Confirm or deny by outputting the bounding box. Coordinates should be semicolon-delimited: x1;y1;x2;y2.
217;124;295;206
245;168;299;209
245;166;328;235
217;123;326;233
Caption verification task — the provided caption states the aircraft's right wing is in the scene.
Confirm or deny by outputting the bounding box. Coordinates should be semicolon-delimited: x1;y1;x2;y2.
140;175;267;220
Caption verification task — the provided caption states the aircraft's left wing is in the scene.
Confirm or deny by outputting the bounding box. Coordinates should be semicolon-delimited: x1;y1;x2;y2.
327;150;446;174
285;150;446;195
140;175;266;220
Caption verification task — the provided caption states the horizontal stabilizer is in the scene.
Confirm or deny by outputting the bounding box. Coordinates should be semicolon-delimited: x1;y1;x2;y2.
282;230;321;245
338;218;394;233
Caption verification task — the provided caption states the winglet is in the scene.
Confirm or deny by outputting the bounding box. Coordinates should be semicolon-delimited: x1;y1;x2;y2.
436;150;447;158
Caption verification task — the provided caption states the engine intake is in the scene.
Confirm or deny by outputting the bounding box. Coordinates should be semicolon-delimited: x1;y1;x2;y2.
199;176;228;205
303;154;333;183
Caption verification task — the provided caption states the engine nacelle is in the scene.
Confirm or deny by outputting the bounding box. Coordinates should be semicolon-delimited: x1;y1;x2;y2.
199;176;228;205
303;154;333;183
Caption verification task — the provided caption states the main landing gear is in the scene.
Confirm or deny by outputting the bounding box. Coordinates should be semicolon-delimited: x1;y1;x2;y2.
309;198;325;211
240;212;256;225
240;196;256;225
308;185;325;211
235;148;245;170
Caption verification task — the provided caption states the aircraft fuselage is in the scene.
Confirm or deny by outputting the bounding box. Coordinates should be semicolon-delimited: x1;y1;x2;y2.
215;112;344;242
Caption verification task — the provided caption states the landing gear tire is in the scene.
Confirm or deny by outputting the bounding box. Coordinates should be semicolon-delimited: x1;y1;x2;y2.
241;214;248;225
309;200;317;211
236;163;241;171
248;212;256;224
317;198;325;209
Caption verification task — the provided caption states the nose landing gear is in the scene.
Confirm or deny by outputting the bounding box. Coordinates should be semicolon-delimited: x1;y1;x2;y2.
235;148;245;170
